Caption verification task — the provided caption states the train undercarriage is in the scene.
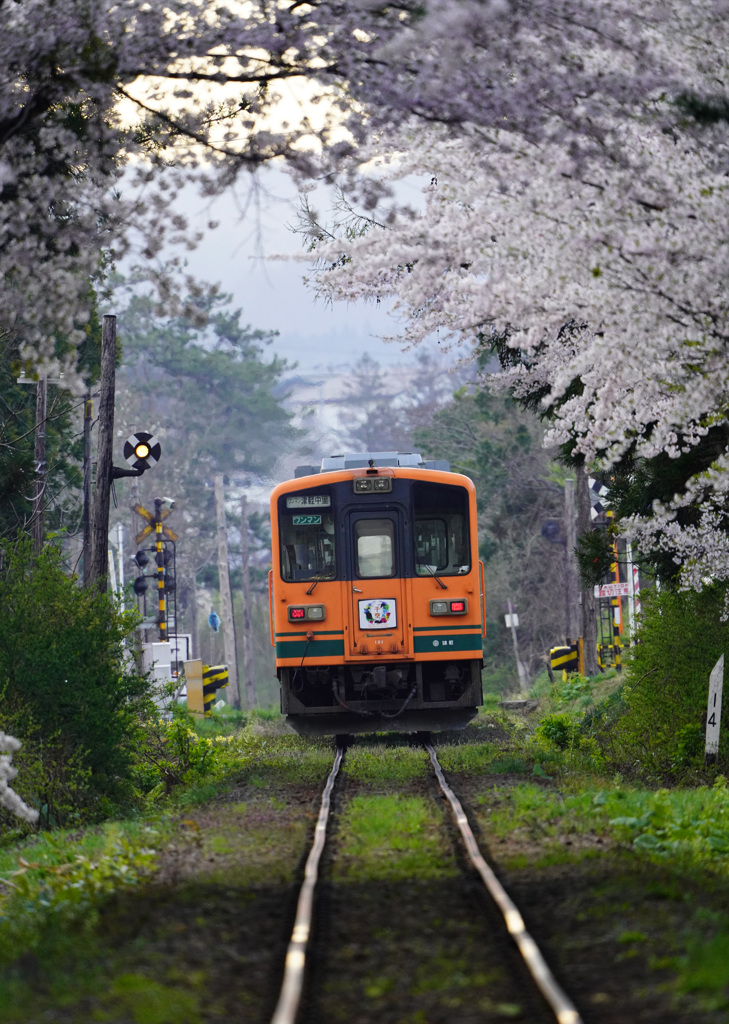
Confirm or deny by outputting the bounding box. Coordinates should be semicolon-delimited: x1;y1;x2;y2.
280;658;483;736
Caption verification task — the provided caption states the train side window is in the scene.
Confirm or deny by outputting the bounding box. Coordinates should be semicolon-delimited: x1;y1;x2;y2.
354;519;395;578
279;513;336;582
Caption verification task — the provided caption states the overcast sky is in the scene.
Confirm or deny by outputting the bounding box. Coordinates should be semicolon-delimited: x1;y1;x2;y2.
177;165;408;370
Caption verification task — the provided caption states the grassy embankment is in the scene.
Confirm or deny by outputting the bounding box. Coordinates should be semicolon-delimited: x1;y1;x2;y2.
1;681;729;1021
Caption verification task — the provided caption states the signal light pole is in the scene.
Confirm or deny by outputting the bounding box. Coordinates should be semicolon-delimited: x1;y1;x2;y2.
154;497;167;642
131;500;176;641
88;316;160;592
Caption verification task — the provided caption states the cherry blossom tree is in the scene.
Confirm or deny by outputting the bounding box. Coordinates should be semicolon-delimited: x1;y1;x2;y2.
6;0;729;592
0;0;418;385
5;0;720;383
295;2;729;593
0;733;38;825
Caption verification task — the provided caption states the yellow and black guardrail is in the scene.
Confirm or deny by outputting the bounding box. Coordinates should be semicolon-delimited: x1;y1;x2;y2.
549;638;585;678
184;659;229;716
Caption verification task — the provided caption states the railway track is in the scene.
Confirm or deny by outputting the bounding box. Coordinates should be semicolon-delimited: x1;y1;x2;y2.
270;741;583;1024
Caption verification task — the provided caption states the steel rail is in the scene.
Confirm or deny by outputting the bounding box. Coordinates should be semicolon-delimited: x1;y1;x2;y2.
426;744;583;1024
270;746;344;1024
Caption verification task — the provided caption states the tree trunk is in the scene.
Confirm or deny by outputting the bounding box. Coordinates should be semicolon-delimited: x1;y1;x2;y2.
82;392;93;582
577;469;599;675
88;315;116;591
31;377;47;555
240;494;257;709
564;478;580;642
214;473;241;708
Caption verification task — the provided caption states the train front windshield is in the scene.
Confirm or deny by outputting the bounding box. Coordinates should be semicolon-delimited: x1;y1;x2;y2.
278;479;471;582
280;494;336;582
413;482;470;576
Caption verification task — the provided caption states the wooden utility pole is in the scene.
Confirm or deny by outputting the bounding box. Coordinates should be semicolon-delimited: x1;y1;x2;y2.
577;470;599;675
239;494;257;709
88;314;116;591
31;377;47;554
214;473;241;708
190;575;201;662
82;392;94;583
564;478;580;641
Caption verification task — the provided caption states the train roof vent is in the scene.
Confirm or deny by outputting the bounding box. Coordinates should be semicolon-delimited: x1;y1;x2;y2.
318;452;450;472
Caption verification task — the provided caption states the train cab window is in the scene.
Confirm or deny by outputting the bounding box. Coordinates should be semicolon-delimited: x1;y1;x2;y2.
354;519;396;578
415;518;448;570
280;512;336;582
413;483;470;576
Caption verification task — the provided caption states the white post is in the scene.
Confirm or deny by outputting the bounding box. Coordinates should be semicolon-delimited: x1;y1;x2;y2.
506;599;529;695
626;542;635;638
116;522;124;608
107;547;118;594
706;654;724;765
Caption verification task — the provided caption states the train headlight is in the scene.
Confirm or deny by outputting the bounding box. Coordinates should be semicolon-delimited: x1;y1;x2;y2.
288;604;326;622
430;599;468;616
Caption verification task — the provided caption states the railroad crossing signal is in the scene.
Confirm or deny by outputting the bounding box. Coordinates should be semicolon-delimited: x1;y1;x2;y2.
132;498;177;642
111;430;162;483
124;431;161;472
133;503;178;545
588;477;610;520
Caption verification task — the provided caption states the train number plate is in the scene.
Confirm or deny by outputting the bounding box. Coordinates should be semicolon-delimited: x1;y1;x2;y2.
358;598;397;629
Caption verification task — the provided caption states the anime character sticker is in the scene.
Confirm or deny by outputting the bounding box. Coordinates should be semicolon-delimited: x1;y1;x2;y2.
358;599;398;629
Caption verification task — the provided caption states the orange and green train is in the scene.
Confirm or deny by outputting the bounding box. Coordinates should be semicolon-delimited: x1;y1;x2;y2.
268;452;485;736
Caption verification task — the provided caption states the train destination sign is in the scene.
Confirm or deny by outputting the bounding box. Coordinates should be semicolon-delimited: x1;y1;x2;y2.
286;495;331;508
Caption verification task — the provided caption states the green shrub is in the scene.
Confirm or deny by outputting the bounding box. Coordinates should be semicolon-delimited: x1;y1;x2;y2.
0;538;152;827
600;583;729;777
133;708;231;799
534;713;580;751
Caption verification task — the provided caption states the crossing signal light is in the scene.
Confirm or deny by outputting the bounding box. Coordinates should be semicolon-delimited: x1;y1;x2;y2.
133;576;148;595
123;431;161;472
132;549;149;569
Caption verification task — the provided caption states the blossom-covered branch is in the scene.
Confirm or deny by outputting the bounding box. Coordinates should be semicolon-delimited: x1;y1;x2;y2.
295;1;729;589
0;733;38;825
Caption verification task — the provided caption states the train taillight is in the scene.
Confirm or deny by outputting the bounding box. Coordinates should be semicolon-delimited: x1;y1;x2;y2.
430;599;468;616
287;604;326;622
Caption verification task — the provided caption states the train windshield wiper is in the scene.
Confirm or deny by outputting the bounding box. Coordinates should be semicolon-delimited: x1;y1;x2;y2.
306;569;335;595
417;562;448;589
